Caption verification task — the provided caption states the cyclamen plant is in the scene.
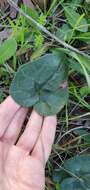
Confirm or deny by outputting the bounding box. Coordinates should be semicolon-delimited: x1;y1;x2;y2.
1;0;90;116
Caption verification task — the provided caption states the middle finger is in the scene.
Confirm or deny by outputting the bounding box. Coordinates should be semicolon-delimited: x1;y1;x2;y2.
17;110;43;154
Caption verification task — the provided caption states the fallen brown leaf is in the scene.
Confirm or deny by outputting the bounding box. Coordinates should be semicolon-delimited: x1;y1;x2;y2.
23;0;48;9
0;0;7;8
23;0;34;8
32;0;48;8
0;29;12;43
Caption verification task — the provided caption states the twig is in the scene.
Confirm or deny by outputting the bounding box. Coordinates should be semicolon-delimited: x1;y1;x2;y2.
59;126;90;142
7;0;90;59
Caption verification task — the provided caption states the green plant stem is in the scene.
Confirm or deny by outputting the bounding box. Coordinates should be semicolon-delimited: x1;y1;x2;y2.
69;112;90;121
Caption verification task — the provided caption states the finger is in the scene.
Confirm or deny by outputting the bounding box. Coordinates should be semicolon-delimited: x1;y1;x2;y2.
17;110;43;153
1;107;28;145
32;116;57;165
0;96;20;137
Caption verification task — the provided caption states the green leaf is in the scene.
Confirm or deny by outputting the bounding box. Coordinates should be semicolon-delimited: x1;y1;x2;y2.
38;14;46;26
64;155;90;175
71;0;82;6
84;134;90;143
0;38;17;65
64;6;88;32
55;182;61;190
52;48;90;86
68;58;83;74
34;34;44;48
62;155;90;189
10;54;68;116
77;130;90;143
75;32;90;44
68;52;90;87
61;177;85;190
75;54;90;73
31;44;47;60
10;54;68;115
22;5;39;21
80;86;90;96
54;155;90;190
56;24;73;42
35;88;68;115
86;0;90;3
53;169;69;183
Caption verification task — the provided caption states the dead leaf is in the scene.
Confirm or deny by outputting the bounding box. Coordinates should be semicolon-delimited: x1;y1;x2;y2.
0;0;7;7
23;0;35;9
0;29;12;43
32;0;48;8
10;0;18;19
23;0;48;9
0;0;18;18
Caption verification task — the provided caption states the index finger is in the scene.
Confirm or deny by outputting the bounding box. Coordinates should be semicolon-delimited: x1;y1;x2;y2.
0;96;21;137
31;116;57;165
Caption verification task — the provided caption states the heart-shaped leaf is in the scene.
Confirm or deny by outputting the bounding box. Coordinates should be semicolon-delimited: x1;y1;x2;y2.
10;53;68;116
53;154;90;190
62;155;90;190
64;154;90;176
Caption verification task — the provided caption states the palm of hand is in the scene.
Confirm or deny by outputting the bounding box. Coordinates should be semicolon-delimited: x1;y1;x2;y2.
0;142;44;190
0;97;56;190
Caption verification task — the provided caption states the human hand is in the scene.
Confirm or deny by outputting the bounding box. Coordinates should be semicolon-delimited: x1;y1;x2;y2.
0;96;57;190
